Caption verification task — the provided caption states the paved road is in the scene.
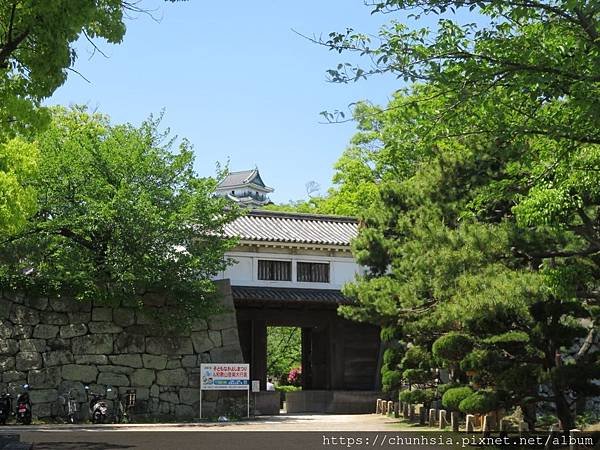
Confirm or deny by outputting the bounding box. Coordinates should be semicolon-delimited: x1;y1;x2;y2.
3;414;412;450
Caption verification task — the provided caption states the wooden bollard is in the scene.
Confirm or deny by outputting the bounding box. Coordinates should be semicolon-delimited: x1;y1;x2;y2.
518;421;529;435
428;408;437;427
376;399;381;414
466;414;475;432
394;402;400;418
451;411;459;432
381;401;387;415
387;401;394;415
419;406;427;425
408;404;415;421
402;402;409;418
482;414;493;436
439;410;448;429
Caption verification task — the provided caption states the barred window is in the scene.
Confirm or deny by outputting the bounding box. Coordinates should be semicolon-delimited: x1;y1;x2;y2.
258;260;291;281
297;262;330;283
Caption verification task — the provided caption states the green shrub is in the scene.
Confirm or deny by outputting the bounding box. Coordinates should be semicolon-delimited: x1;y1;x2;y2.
382;369;402;392
383;347;402;366
437;382;461;397
460;349;495;372
275;385;302;393
399;388;435;405
432;332;473;362
400;345;433;370
458;390;498;414
402;368;430;384
441;386;473;411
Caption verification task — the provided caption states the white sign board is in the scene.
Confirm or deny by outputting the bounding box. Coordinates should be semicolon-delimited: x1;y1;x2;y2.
200;363;249;390
251;380;260;392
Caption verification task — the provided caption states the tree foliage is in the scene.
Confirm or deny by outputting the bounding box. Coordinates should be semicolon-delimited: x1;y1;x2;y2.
325;0;600;430
267;326;302;385
0;108;238;324
0;0;179;235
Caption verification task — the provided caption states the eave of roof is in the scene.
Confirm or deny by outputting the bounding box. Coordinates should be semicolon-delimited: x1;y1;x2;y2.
231;285;353;305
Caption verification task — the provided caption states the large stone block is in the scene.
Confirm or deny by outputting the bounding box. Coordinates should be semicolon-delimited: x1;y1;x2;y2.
97;372;129;387
68;312;91;323
179;387;199;405
26;297;48;311
209;345;243;363
0;299;13;318
50;297;88;313
75;354;108;365
10;305;40;325
92;307;112;322
159;392;179;404
30;389;58;403
114;333;145;354
156;369;188;386
208;330;222;347
221;328;240;346
72;334;113;354
42;312;69;325
32;402;52;418
47;338;71;351
0;320;13;338
43;350;74;367
3;370;25;383
191;331;213;354
98;365;134;374
191;319;208;331
16;352;42;370
0;339;18;355
0;356;15;371
12;325;32;338
28;367;62;388
146;337;193;356
207;313;236;331
113;308;135;327
88;322;123;334
62;364;98;383
33;324;59;339
109;354;143;368
130;368;156;387
60;323;88;338
142;354;167;370
181;355;197;368
19;339;47;353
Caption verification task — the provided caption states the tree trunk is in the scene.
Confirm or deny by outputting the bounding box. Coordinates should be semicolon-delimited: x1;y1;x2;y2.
554;390;576;431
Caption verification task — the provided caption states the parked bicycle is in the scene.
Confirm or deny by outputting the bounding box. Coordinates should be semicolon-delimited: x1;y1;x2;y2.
59;388;79;424
114;389;136;424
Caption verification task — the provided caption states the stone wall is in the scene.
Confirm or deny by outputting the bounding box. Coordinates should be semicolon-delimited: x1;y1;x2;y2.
0;280;243;420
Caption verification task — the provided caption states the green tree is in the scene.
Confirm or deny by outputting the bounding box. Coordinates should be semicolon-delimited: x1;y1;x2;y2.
0;0;179;235
267;327;302;385
320;0;600;430
0;107;238;324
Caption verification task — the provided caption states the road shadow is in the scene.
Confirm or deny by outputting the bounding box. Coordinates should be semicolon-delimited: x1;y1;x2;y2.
31;443;133;450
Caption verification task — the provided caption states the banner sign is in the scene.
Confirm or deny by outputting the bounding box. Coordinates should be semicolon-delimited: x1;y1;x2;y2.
200;363;250;390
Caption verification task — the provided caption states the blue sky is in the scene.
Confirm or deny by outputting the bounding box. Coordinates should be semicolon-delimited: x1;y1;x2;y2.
48;1;425;203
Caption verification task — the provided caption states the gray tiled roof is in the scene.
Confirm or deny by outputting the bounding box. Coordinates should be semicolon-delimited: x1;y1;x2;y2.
223;210;358;246
217;170;269;189
232;285;352;305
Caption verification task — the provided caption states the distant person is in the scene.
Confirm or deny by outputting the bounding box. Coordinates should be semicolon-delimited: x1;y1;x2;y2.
266;377;275;391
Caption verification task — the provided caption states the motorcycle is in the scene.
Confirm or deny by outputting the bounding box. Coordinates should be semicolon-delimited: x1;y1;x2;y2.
85;385;111;424
0;392;11;425
15;384;31;425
